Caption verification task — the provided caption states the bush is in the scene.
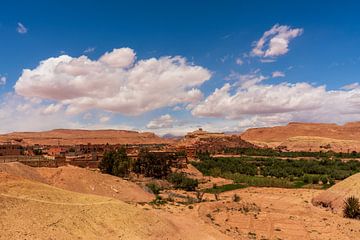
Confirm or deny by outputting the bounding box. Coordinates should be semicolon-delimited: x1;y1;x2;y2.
321;175;328;184
312;175;320;184
329;178;335;185
167;173;198;191
150;195;167;205
204;183;246;194
233;194;241;202
303;174;311;184
343;196;360;219
146;182;162;194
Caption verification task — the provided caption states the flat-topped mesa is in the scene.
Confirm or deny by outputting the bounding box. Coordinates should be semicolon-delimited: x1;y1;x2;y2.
0;129;172;146
241;121;360;152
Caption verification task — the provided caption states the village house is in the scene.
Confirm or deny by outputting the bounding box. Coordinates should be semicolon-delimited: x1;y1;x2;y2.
0;142;23;156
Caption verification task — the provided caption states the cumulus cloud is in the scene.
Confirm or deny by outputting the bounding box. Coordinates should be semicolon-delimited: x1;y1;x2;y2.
226;70;268;88
14;48;211;116
146;114;175;129
341;82;360;90
0;76;6;86
41;103;63;115
272;71;285;78
17;22;28;34
252;24;303;59
0;94;76;133
99;115;111;123
192;81;360;125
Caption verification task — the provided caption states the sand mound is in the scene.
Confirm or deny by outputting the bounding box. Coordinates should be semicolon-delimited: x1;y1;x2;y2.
0;162;47;183
0;173;229;240
0;174;180;240
312;173;360;213
0;162;153;203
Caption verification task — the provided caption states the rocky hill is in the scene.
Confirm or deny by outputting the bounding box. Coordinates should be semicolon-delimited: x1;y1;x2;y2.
241;122;360;152
0;129;172;146
178;128;255;149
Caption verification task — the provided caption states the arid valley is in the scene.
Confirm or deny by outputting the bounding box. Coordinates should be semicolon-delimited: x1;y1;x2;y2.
2;2;360;239
1;123;360;239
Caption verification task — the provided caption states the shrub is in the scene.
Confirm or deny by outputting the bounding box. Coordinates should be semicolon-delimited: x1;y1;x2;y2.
321;175;328;184
343;196;360;219
204;183;246;194
312;175;320;184
329;178;335;185
233;194;241;202
303;174;311;184
146;182;162;194
150;195;167;205
167;173;198;191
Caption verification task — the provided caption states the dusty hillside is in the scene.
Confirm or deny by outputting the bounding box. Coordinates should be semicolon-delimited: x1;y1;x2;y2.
312;173;360;213
0;162;153;203
196;187;360;240
0;174;182;240
0;172;230;240
0;129;172;146
241;122;360;152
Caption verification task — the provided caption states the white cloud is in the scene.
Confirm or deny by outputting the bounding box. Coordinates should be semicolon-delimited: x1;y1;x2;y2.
17;22;28;34
14;48;211;116
84;47;96;54
272;71;285;78
99;48;136;68
341;82;360;90
192;81;360;126
252;24;303;59
225;70;268;89
0;76;6;86
235;58;244;65
99;115;111;123
0;94;76;133
146;114;175;129
41;103;63;115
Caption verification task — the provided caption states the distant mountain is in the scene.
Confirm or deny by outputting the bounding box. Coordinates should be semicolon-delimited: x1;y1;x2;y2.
241;122;360;152
0;129;173;146
161;133;183;140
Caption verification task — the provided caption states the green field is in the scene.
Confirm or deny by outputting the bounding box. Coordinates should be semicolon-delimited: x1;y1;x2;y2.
192;152;360;189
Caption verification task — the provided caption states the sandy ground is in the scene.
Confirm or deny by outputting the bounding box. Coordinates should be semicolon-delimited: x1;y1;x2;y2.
312;173;360;214
0;173;229;240
1;163;359;239
0;162;153;203
195;187;360;240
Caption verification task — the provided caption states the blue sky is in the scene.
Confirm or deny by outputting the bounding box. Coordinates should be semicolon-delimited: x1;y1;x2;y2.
1;1;360;135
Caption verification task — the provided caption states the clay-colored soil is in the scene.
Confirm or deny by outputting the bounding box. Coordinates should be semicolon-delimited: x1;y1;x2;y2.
197;187;360;240
0;162;153;203
0;129;172;146
312;173;360;213
0;172;230;240
1;162;359;239
241;121;360;152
